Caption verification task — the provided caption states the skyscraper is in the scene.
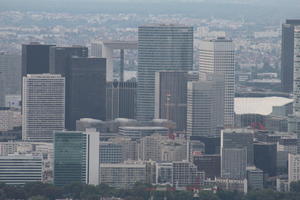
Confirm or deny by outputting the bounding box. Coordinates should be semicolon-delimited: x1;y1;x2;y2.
155;71;188;131
221;148;247;179
187;73;225;137
66;57;106;130
0;53;21;106
281;19;300;93
22;42;54;77
199;37;235;127
54;129;100;186
137;24;193;122
106;80;136;120
49;46;88;76
22;74;65;141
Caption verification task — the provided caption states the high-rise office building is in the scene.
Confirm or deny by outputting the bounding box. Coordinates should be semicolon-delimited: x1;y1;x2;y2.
66;57;106;130
54;129;100;186
199;37;235;127
155;71;188;131
22;42;54;77
22;74;65;141
288;26;300;153
187;73;225;137
221;128;254;165
137;24;193;122
281;19;300;93
0;53;21;107
106;80;136;120
193;154;221;179
49;46;88;76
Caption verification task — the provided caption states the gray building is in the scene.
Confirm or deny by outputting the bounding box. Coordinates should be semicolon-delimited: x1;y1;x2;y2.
137;24;193;122
66;57;106;130
221;128;254;165
22;42;54;77
106;80;136;120
247;167;264;190
199;37;235;127
119;126;169;140
49;46;88;76
221;148;247;180
187;73;225;137
281;19;300;93
22;74;65;141
155;71;188;131
0;154;42;185
0;53;21;107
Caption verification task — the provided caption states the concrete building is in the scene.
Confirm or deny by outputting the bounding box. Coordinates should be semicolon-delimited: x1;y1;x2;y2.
106;80;136;120
22;74;65;141
100;161;156;189
66;57;106;130
221;148;247;179
155;71;189;131
288;154;300;185
205;178;248;194
221;128;254;165
199;37;235;127
54;129;100;186
0;53;21;107
0;108;21;131
156;162;173;184
281;19;300;93
246;167;264;191
187;73;225;137
22;43;54;77
5;95;21;109
119;126;168;140
100;138;138;163
172;161;203;187
137;24;193;122
95;40;138;81
0;154;42;185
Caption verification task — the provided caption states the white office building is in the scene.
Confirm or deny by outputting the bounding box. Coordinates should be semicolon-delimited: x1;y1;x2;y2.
22;74;65;141
199;37;235;127
0;154;42;185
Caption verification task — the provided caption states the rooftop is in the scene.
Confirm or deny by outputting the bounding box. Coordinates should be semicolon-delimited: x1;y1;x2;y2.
235;97;293;116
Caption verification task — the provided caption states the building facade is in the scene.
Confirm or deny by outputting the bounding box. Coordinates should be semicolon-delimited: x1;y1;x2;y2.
137;24;193;122
187;73;224;137
0;154;42;185
155;71;188;131
22;43;54;77
66;57;106;130
106;80;136;120
22;74;65;141
54;130;100;186
281;20;300;93
199;37;235;127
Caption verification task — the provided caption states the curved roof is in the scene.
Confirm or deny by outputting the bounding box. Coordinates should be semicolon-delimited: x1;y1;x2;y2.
235;97;293;116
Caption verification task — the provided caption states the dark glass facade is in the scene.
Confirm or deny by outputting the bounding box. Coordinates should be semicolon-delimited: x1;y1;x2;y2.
22;43;54;77
106;80;136;120
254;142;277;177
49;46;88;76
54;131;86;186
66;57;106;130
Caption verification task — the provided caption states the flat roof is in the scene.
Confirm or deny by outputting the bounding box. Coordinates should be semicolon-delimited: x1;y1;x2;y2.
235;97;293;116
